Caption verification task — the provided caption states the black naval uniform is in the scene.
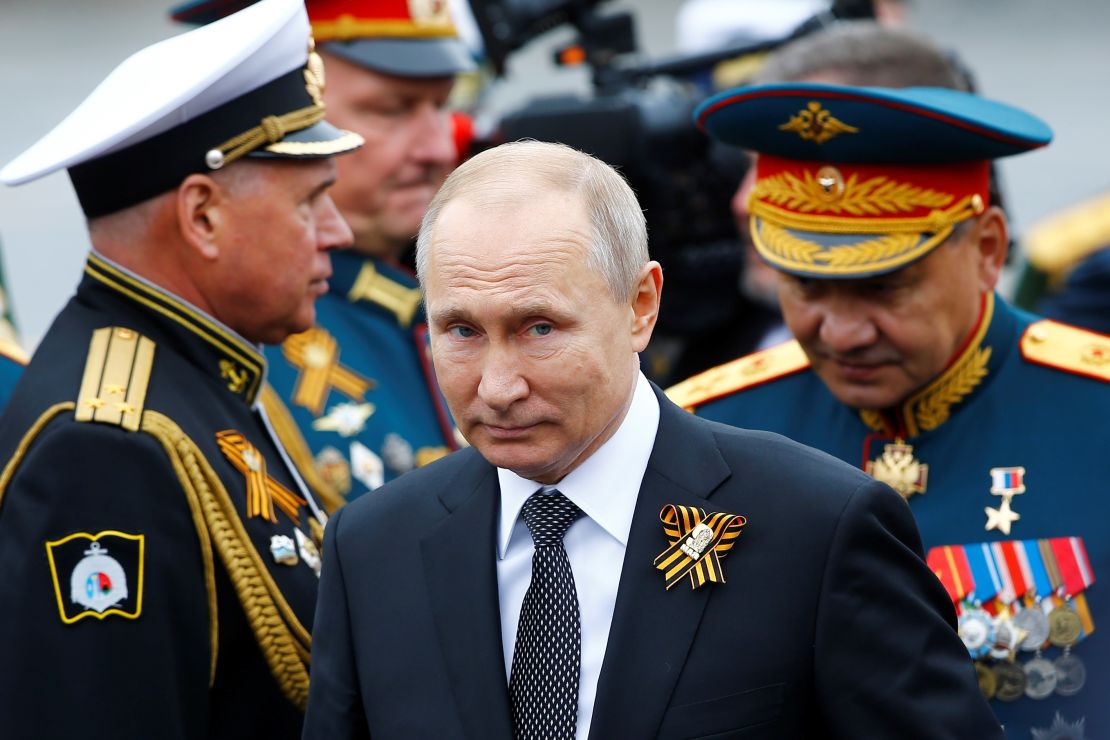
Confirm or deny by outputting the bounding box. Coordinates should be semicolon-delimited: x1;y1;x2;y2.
0;252;325;739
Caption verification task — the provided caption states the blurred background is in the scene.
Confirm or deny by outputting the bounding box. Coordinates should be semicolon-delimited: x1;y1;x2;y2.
1;0;1107;350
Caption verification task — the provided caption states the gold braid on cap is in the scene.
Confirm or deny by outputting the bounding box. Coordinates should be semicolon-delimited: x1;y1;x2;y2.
205;44;328;170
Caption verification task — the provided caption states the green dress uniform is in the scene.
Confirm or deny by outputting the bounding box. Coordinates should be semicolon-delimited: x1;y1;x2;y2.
263;251;458;505
673;80;1102;737
0;254;326;739
670;293;1110;738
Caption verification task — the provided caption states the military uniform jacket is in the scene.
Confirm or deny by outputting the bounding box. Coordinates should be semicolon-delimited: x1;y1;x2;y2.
0;253;325;740
263;251;456;506
670;293;1110;738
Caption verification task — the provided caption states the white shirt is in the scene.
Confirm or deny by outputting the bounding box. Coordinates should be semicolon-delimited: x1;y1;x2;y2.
496;371;660;740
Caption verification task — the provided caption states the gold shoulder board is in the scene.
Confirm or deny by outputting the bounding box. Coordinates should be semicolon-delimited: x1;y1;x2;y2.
0;335;29;364
665;340;810;411
1024;192;1110;280
75;327;156;432
1021;320;1110;382
347;261;422;327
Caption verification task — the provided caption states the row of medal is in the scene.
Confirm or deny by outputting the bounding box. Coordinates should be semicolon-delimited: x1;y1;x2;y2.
926;537;1095;702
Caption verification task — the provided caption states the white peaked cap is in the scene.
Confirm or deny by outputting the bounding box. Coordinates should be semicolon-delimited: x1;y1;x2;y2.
1;0;361;218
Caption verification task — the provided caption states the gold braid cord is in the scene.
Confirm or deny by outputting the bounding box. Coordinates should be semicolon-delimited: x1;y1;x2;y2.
212;106;326;168
142;411;312;709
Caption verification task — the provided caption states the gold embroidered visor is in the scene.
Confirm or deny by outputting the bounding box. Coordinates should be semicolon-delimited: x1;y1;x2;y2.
749;155;989;278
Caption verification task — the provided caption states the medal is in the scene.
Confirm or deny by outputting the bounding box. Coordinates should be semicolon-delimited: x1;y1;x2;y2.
1022;656;1057;700
1014;605;1050;651
992;660;1026;702
865;439;927;499
958;608;994;657
294;528;322;577
975;661;997;700
984;466;1025;535
1053;651;1087;696
269;534;298;566
1049;607;1082;647
990;615;1026;661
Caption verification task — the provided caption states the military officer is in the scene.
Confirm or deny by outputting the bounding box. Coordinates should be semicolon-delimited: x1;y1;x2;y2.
173;0;474;504
668;83;1108;738
0;1;362;737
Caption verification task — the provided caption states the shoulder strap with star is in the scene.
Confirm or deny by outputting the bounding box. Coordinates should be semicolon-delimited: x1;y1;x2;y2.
665;340;810;410
1020;319;1110;382
75;326;156;432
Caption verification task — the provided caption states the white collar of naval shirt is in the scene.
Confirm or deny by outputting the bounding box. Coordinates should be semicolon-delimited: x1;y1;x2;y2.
496;370;660;557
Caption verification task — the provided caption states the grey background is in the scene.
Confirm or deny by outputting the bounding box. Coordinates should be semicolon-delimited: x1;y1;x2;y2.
1;0;1107;349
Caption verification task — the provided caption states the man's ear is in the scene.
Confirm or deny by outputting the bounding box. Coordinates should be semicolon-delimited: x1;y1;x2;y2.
630;260;663;353
176;173;225;260
972;205;1009;292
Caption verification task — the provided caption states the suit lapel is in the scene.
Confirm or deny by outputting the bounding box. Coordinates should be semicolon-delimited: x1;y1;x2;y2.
589;388;732;739
420;451;514;740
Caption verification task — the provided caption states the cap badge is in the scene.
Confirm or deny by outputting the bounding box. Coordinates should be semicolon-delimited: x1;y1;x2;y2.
304;38;326;107
654;505;747;591
815;165;845;202
409;0;452;26
779;101;859;145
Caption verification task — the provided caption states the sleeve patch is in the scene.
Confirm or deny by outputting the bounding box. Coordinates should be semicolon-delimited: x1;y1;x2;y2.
45;530;145;624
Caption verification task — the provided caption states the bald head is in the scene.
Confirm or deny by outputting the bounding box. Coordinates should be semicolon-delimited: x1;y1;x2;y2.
416;141;649;301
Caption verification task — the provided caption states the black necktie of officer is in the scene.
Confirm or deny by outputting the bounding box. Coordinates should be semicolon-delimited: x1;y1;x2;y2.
509;489;585;740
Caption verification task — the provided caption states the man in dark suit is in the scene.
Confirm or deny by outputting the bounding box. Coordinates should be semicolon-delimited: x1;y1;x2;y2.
303;140;1001;739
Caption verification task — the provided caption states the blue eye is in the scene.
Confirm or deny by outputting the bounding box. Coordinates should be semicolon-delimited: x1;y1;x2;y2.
528;324;553;337
449;326;476;339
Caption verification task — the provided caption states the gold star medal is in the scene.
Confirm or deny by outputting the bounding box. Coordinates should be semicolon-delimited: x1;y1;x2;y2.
985;467;1025;535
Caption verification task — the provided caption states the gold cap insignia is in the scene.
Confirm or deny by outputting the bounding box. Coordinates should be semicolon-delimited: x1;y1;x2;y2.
779;101;859;145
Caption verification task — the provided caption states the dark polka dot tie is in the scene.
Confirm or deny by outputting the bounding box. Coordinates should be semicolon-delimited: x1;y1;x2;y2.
509;489;585;740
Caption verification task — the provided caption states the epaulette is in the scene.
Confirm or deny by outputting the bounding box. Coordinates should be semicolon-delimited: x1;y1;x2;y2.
0;335;29;364
347;261;422;327
1021;319;1110;383
1024;191;1110;282
75;327;156;431
666;340;810;410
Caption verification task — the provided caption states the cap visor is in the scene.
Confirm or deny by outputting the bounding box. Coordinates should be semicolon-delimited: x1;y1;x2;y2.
251;120;363;159
321;37;474;77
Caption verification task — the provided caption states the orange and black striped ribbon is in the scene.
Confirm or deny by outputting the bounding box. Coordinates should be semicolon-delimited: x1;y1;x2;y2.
216;430;307;523
653;504;747;590
282;327;373;415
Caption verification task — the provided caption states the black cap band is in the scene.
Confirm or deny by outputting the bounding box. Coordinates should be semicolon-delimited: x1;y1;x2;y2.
70;67;315;218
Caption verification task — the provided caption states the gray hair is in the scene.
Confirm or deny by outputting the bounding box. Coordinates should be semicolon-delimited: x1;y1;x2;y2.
415;140;649;301
755;21;970;90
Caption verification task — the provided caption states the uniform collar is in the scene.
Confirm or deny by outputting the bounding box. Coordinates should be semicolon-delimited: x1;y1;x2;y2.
861;292;1015;438
496;371;660;559
84;251;266;405
328;251;424;328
